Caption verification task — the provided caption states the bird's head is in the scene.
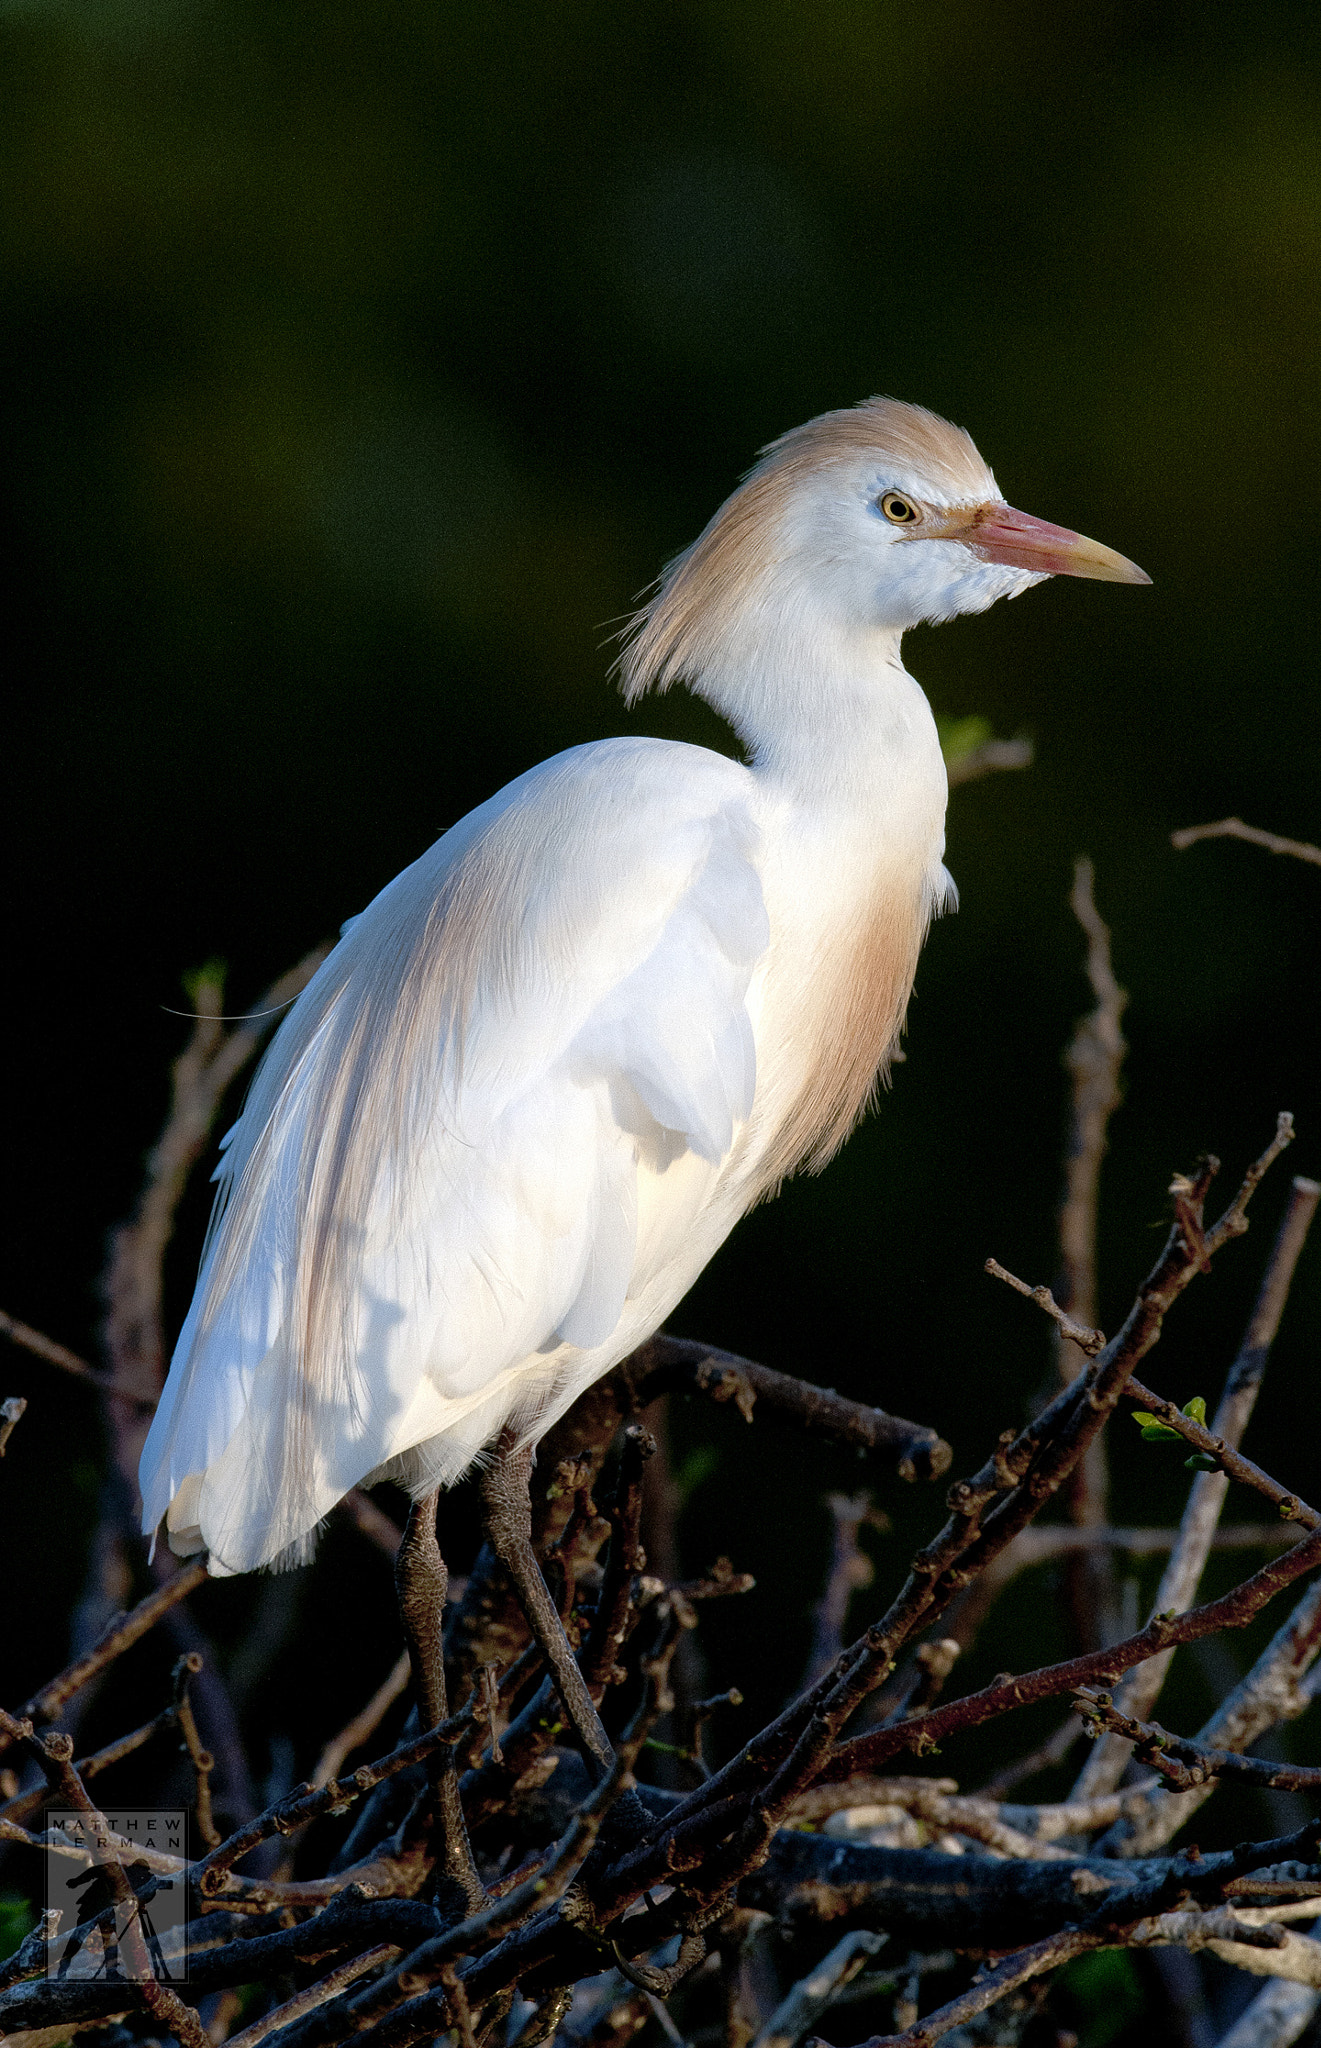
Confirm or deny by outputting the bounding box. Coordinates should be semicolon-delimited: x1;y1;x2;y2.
618;396;1148;707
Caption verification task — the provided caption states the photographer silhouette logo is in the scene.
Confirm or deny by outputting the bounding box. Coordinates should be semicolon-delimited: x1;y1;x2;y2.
44;1811;189;1983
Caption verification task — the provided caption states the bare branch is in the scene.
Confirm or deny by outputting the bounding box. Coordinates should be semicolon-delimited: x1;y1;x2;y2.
579;1126;1293;1929
0;1700;184;1827
1214;1972;1321;2047
804;1495;885;1688
195;1692;481;1895
1;1558;208;1753
1074;1171;1320;1798
1102;1574;1321;1857
840;1924;1090;2046
1055;857;1128;1648
624;1336;953;1483
1120;1379;1320;1531
0;1308;140;1407
1195;1926;1321;1989
750;1928;884;2048
5;1711;210;2048
1000;1522;1293;1564
1208;1114;1298;1251
823;1516;1321;1782
225;1945;400;2048
288;1615;687;2048
1172;818;1321;867
311;1653;412;1791
1057;857;1128;1354
984;1258;1105;1354
1075;1688;1321;1794
173;1652;221;1849
820;1820;1321;2044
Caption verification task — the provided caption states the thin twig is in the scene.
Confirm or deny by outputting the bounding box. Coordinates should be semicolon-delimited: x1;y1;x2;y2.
226;1945;399;2048
6;1711;210;2048
803;1495;885;1688
997;1522;1292;1563
1056;858;1128;1361
984;1260;1104;1355
1074;1173;1319;1799
617;1337;953;1483
586;1125;1293;1925
0;1701;184;1827
792;1777;1123;1861
848;1924;1090;2046
821;1516;1321;1781
1055;858;1128;1650
1119;1379;1320;1531
312;1653;413;1791
196;1693;481;1893
1;1558;209;1753
0;1310;140;1408
1076;1689;1321;1794
1172;818;1321;867
173;1652;221;1848
1101;1573;1321;1856
750;1928;885;2048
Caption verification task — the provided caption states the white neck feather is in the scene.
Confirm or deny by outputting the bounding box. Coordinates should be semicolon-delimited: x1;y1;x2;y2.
692;596;948;836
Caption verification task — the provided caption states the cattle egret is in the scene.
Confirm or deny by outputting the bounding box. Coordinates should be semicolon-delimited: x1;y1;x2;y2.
140;397;1146;1767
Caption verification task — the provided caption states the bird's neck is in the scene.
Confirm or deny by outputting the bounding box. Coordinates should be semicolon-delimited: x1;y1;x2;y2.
695;615;947;823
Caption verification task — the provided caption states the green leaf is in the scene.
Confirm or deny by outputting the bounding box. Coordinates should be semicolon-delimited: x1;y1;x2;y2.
1057;1948;1146;2048
936;713;993;767
182;955;228;1005
673;1444;719;1504
1133;1412;1180;1442
1185;1453;1219;1471
1181;1396;1208;1425
0;1894;34;1963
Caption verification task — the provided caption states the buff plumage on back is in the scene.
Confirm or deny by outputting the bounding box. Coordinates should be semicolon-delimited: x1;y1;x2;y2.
617;397;995;704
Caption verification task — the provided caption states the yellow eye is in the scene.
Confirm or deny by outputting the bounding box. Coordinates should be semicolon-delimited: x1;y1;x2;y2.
880;492;920;524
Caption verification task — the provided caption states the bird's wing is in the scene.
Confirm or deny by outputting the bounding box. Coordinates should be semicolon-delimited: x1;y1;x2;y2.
139;737;768;1572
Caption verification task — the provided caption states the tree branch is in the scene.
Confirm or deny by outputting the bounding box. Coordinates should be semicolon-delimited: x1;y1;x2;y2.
1;1558;208;1753
1076;1688;1321;1794
1074;1172;1319;1798
1172;819;1321;867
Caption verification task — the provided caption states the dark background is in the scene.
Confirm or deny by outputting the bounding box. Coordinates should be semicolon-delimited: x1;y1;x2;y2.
4;0;1320;1858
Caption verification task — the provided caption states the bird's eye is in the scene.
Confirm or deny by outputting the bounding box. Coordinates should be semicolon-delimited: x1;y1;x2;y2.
880;492;920;524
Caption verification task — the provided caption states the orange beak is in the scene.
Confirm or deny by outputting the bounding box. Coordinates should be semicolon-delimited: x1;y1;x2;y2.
926;502;1151;584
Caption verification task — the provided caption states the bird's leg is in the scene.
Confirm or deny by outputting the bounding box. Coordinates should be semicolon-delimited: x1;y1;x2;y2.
395;1488;484;1911
480;1428;616;1781
396;1487;448;1729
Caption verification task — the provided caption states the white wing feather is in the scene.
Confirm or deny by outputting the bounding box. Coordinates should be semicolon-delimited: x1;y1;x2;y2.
140;737;768;1572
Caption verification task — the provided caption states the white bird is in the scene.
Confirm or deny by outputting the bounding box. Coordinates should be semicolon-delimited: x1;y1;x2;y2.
140;397;1146;1603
